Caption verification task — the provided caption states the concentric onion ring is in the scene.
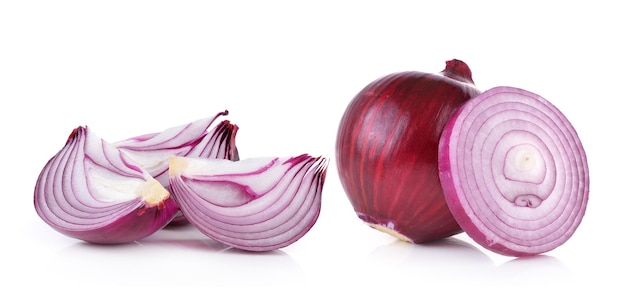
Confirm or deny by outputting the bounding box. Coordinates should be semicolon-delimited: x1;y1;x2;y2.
438;86;589;256
169;154;328;251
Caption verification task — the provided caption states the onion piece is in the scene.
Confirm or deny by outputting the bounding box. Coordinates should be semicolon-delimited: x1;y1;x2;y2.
114;111;240;225
114;110;239;187
169;154;328;251
438;86;589;256
34;126;179;244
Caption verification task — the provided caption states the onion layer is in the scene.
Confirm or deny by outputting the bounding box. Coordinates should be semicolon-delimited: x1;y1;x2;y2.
438;86;589;256
34;127;179;244
115;111;240;225
169;154;328;251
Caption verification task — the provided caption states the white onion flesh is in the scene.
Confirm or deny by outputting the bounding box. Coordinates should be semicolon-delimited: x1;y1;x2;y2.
438;86;589;256
169;155;328;251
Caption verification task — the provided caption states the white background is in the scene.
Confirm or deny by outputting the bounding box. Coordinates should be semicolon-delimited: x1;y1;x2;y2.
1;1;623;297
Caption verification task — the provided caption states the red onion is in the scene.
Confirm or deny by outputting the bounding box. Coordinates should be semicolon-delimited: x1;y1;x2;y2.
115;111;240;225
438;86;589;256
34;126;179;244
169;154;328;251
336;59;481;243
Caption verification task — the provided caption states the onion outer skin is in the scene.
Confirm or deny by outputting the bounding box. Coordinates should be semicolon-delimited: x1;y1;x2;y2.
34;127;179;244
336;59;480;243
438;86;589;256
169;154;328;251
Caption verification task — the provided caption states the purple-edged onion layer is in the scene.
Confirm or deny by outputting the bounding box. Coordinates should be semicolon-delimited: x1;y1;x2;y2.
114;110;239;187
438;86;589;256
115;111;240;225
34;127;179;244
169;154;328;251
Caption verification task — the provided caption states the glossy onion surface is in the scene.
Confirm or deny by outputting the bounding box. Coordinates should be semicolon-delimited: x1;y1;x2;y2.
438;86;589;256
336;60;481;243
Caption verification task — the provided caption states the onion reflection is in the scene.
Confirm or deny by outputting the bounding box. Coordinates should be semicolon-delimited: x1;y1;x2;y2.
361;236;495;285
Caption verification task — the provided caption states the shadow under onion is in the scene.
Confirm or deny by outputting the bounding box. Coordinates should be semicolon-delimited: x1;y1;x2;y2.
50;228;303;287
361;236;495;283
494;254;572;285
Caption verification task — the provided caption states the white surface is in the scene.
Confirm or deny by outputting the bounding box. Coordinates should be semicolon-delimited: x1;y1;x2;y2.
1;1;622;297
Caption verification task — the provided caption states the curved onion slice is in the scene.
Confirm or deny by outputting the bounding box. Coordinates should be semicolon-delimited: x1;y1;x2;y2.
114;110;239;187
438;86;589;256
114;111;240;225
169;154;328;251
34;126;179;244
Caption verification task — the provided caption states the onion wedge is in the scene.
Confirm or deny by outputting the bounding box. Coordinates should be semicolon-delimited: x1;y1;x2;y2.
34;127;179;244
169;154;328;251
114;111;240;225
438;86;589;256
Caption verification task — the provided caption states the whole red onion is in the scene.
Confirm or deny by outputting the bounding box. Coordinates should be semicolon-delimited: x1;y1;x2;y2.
335;59;481;243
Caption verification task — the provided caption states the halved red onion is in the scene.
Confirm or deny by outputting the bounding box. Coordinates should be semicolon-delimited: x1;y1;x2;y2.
169;154;328;251
114;111;240;225
34;126;179;244
438;86;589;256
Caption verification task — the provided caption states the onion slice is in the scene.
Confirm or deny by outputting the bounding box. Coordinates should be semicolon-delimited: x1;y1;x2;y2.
169;154;328;251
34;126;179;244
114;110;239;187
438;86;589;256
114;111;240;225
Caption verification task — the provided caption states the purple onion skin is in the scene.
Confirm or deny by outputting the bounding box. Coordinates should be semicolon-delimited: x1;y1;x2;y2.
336;59;481;243
44;199;180;244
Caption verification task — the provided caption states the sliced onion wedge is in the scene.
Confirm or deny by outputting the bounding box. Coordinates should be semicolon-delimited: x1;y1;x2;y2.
34;126;179;244
438;86;589;256
169;154;329;251
114;111;240;225
114;110;239;187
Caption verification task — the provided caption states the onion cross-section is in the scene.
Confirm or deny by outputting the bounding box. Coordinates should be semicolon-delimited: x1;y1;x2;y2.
34;126;179;244
169;154;328;251
438;86;589;256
